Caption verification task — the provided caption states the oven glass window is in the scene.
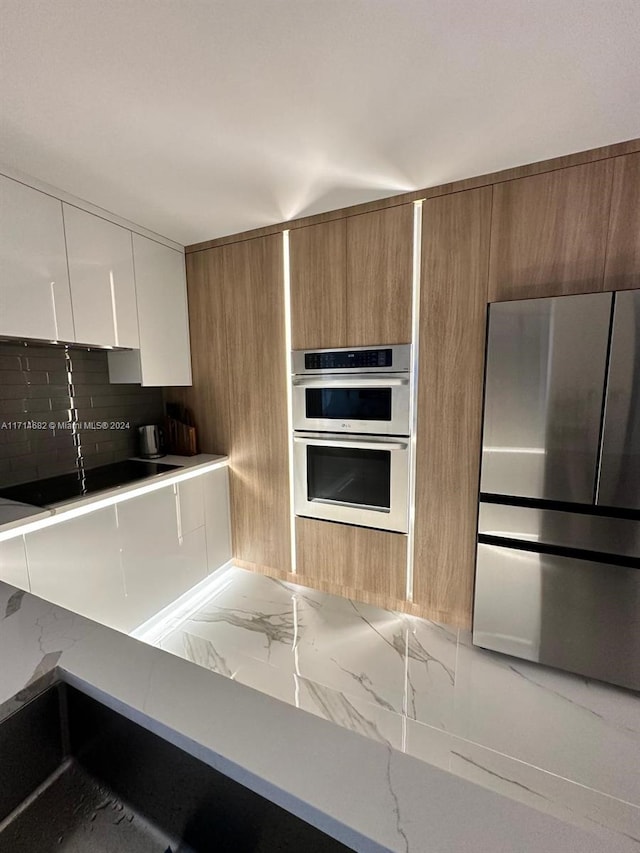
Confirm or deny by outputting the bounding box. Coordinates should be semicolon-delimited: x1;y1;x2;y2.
307;446;391;510
305;388;392;422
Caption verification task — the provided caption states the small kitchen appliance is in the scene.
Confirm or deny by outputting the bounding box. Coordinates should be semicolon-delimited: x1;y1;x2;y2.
138;424;165;459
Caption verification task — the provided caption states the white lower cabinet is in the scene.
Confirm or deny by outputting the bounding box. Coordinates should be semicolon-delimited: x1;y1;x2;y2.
177;475;205;535
203;467;232;572
117;485;207;632
24;508;125;629
0;536;30;592
4;467;232;633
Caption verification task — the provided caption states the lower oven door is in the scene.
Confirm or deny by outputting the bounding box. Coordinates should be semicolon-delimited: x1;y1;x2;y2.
293;432;409;533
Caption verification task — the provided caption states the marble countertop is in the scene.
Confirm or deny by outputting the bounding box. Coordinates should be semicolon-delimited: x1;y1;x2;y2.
1;580;629;853
0;453;228;539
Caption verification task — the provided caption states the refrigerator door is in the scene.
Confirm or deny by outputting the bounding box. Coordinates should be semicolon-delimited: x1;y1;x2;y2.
473;541;640;691
481;293;612;503
597;289;640;510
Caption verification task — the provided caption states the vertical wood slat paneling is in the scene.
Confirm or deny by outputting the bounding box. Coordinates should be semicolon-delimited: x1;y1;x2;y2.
346;204;414;346
289;218;347;350
488;160;614;302
413;186;493;628
604;152;640;292
223;235;291;574
289;204;414;350
295;517;407;601
164;247;231;455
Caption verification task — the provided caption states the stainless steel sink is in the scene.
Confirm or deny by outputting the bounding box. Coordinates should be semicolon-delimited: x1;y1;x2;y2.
0;683;352;852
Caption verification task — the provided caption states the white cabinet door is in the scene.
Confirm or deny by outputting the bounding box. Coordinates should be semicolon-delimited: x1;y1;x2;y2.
118;485;207;630
24;508;127;628
203;467;232;572
108;235;192;386
63;204;139;348
177;475;205;536
0;175;74;341
0;536;30;591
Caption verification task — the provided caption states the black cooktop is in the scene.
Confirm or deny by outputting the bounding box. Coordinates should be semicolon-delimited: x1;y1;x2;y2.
0;460;182;508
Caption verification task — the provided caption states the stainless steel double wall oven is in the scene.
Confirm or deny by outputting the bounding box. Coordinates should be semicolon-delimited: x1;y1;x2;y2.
292;345;411;533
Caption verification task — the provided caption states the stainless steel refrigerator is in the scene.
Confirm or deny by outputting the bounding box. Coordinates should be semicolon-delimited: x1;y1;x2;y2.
474;290;640;691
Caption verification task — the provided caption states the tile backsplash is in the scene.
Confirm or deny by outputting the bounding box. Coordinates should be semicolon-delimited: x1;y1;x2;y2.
0;342;163;487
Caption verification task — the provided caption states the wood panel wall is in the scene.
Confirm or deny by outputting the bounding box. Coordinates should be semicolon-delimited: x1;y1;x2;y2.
346;205;413;346
413;186;493;627
166;234;291;575
169;249;230;453
170;136;640;630
295;517;407;601
604;152;640;291
290;219;347;350
488;160;614;301
223;235;291;574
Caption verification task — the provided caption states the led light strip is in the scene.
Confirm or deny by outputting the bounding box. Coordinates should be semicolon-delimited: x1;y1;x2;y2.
283;230;297;573
50;281;59;340
0;460;229;544
109;270;120;347
130;561;235;645
406;199;424;602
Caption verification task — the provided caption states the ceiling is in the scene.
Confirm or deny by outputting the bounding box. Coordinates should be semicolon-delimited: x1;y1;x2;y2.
1;1;639;246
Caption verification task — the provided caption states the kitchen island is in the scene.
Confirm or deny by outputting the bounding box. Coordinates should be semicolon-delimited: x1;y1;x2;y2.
1;580;635;853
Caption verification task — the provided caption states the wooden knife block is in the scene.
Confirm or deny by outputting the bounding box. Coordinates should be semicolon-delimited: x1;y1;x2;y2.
164;415;198;456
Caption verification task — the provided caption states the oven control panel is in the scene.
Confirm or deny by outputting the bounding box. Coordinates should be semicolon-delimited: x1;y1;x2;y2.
293;344;411;375
304;348;392;370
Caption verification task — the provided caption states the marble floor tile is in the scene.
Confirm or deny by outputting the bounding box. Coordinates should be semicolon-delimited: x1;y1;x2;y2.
403;615;458;730
403;718;453;772
448;738;640;851
293;594;408;716
296;675;405;751
153;565;640;841
177;586;297;671
454;631;640;806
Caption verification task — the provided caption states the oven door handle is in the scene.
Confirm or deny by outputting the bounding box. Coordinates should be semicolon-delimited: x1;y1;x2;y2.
293;435;409;452
292;376;409;389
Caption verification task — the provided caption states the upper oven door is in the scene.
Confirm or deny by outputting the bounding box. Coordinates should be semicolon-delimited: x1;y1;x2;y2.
292;374;410;435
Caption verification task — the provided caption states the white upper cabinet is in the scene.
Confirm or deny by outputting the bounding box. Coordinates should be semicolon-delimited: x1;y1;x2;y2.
109;234;192;386
0;175;75;341
63;204;139;348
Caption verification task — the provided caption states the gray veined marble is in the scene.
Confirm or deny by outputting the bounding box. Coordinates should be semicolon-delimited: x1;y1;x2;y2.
155;566;640;849
4;588;25;619
2;576;638;852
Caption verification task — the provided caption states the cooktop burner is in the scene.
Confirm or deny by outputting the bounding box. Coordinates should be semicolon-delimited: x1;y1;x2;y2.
0;459;182;508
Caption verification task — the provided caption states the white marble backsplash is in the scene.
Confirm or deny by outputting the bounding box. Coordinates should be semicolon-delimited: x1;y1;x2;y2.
156;566;640;848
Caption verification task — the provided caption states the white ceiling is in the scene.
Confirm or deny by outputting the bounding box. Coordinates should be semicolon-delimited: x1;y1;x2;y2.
1;1;639;246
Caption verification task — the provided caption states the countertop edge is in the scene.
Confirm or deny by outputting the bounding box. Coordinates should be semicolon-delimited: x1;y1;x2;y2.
0;581;625;853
